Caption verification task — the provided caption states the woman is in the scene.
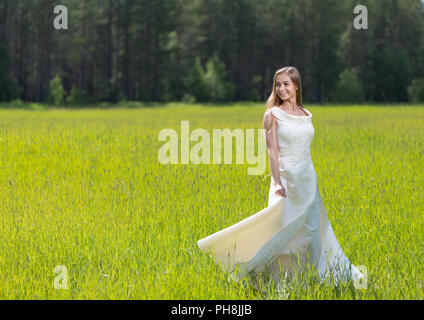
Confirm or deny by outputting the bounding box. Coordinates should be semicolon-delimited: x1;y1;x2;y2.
197;66;363;289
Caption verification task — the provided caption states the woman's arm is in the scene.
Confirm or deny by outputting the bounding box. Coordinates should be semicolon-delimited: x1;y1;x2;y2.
263;110;286;197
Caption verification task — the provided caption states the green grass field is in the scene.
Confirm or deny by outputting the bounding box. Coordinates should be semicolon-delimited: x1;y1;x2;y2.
0;103;423;299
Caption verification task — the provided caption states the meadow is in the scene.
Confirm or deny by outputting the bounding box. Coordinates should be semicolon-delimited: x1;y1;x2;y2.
0;103;423;299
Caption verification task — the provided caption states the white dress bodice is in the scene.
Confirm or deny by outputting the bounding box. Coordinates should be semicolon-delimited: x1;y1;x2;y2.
269;106;315;163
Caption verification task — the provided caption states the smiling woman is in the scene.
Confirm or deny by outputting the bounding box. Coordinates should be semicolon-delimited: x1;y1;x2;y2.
197;66;365;290
276;75;297;105
270;66;308;116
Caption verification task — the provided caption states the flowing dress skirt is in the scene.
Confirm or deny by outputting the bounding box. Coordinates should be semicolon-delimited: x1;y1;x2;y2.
197;156;363;288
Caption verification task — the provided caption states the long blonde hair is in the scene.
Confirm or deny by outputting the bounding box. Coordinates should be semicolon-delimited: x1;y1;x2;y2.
265;66;304;111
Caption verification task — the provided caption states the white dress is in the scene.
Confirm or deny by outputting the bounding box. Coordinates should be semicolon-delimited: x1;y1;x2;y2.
197;106;363;288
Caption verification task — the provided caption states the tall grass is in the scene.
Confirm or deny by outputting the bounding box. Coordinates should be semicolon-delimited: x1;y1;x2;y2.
0;103;422;299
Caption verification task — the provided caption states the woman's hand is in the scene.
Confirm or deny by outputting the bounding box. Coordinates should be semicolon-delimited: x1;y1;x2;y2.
275;184;287;198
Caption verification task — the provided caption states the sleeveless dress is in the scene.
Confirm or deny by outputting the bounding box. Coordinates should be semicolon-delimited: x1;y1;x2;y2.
197;106;363;288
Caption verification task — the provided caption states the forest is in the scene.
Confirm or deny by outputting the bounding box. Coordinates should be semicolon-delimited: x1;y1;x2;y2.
0;0;423;105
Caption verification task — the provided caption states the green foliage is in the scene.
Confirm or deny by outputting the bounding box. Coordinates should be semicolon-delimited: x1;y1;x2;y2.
408;78;424;103
3;0;424;104
181;93;196;104
363;47;412;102
0;99;46;110
338;0;423;103
48;74;66;106
204;55;236;102
184;56;235;102
183;57;209;102
66;86;91;106
333;69;365;103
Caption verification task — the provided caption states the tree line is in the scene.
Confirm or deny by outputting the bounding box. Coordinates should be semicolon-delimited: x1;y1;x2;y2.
0;0;423;105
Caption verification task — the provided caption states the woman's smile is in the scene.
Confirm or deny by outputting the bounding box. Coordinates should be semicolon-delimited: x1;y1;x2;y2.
279;90;290;99
275;73;297;101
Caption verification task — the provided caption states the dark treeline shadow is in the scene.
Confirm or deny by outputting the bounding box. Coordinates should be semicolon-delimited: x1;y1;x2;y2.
0;0;423;106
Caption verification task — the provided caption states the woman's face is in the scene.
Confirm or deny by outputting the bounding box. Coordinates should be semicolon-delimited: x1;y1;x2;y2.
275;73;297;102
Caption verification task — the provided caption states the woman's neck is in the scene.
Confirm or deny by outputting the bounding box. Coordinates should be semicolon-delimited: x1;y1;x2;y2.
280;99;299;110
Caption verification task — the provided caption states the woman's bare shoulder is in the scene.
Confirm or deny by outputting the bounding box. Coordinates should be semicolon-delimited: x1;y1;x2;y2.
263;109;276;130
